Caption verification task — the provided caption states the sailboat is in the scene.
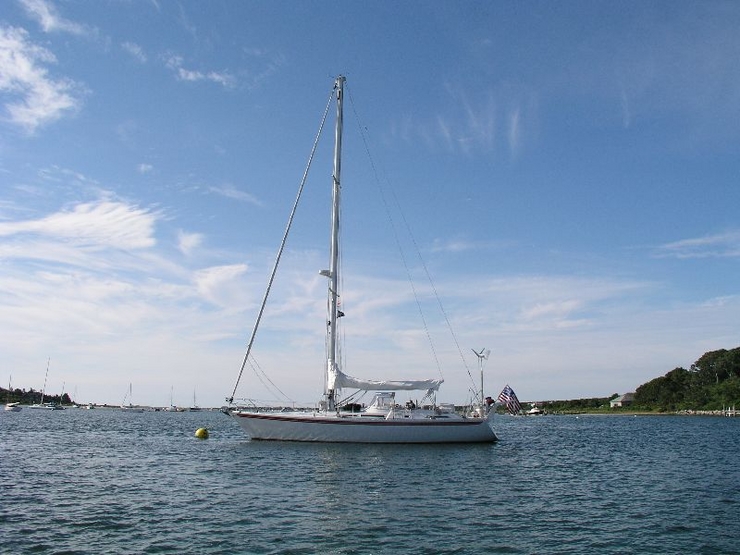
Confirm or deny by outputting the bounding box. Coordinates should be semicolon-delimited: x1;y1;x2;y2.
189;389;201;412
29;358;64;410
226;76;497;443
164;386;179;411
120;383;144;413
4;376;21;411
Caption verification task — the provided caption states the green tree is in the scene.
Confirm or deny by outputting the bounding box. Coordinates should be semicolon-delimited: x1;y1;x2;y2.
633;347;740;411
634;367;690;411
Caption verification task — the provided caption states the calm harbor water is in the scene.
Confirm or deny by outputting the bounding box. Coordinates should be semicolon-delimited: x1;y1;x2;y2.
1;408;738;554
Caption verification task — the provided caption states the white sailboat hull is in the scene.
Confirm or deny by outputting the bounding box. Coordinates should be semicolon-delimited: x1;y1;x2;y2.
231;410;497;443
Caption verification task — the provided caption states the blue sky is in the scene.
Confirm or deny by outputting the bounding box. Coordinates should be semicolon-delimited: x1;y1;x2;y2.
1;0;738;408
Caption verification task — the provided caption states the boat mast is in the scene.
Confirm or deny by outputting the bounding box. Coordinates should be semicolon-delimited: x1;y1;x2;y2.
326;75;345;411
41;357;50;405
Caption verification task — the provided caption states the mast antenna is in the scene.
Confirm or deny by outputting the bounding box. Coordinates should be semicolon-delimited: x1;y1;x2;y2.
471;348;490;405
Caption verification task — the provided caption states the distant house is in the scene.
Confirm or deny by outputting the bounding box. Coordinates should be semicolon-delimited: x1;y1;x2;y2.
610;393;635;408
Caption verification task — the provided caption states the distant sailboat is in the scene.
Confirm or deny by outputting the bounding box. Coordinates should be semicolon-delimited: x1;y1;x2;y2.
164;386;179;411
29;358;63;410
4;375;21;411
120;383;144;413
54;381;66;410
189;389;201;412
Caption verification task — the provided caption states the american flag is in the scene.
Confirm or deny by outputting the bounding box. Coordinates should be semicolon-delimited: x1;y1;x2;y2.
498;385;522;415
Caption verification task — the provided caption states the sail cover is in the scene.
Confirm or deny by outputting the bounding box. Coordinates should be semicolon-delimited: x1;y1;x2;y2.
328;365;443;392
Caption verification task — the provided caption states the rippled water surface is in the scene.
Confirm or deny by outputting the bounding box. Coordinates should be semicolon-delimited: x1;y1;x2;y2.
2;409;738;554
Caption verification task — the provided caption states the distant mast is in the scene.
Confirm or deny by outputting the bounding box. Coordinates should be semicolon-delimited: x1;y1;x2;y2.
41;357;50;405
325;75;345;412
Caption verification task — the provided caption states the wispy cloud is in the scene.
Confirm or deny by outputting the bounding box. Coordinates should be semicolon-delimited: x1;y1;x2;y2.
234;266;733;404
164;54;235;88
391;83;536;158
19;0;89;35
0;205;254;404
519;299;589;329
177;230;202;256
122;41;147;63
449;274;651;334
37;165;100;188
656;231;740;259
208;184;262;206
194;264;248;307
0;26;83;133
438;83;496;155
165;4;282;91
0;197;252;315
240;50;286;91
430;237;516;253
0;199;159;251
508;106;521;158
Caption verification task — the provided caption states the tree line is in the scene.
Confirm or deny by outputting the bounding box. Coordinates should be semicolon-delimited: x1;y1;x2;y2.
1;387;73;406
504;346;740;414
632;346;740;411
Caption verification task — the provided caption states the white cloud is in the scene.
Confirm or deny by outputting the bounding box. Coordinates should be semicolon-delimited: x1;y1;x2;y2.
436;115;454;151
37;165;100;189
656;230;740;259
508;106;521;158
0;26;82;133
392;83;536;158
122;41;147;63
241;52;286;91
0;195;254;407
429;237;516;253
431;238;475;253
229;264;740;404
164;54;235;88
208;184;262;206
418;84;496;156
0;256;248;406
520;299;584;322
137;163;153;174
0;199;159;250
0;208;736;406
194;264;248;306
19;0;88;35
177;230;202;256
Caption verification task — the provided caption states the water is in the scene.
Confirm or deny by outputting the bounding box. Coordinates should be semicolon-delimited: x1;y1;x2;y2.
2;409;738;554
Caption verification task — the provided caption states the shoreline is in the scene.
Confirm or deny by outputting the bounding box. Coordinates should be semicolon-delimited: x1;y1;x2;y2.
525;409;738;417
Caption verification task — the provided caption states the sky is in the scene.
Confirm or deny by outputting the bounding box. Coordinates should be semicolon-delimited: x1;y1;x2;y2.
1;0;739;408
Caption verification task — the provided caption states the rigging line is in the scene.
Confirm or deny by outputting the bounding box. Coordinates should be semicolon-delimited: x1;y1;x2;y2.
398;200;478;395
350;116;477;392
228;84;337;404
346;85;444;380
347;86;476;393
337;204;346;377
248;354;294;404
